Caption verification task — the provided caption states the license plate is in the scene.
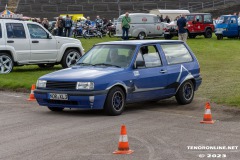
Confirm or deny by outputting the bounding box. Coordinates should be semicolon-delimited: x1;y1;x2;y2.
49;93;68;100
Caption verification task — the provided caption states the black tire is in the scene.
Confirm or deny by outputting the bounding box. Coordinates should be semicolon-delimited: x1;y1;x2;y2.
104;87;125;116
138;32;146;40
175;80;194;105
188;34;196;38
61;49;81;68
38;64;55;68
204;29;212;38
0;53;14;74
48;107;64;112
164;34;173;39
217;34;223;40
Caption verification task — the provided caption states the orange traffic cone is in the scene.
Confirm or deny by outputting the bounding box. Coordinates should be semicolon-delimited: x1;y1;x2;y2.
200;102;214;124
113;125;134;154
27;84;36;101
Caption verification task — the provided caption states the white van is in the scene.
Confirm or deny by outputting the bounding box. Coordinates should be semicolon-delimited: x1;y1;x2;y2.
149;9;190;21
115;13;167;39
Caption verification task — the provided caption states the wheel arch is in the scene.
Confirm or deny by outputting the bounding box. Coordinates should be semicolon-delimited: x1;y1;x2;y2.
175;78;196;94
57;44;83;62
106;83;127;99
205;27;212;32
0;50;15;61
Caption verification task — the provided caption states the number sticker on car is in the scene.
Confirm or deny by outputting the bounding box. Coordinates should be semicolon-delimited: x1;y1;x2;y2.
49;93;68;100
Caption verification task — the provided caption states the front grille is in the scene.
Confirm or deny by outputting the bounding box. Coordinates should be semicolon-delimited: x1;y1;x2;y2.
46;99;78;105
46;81;76;90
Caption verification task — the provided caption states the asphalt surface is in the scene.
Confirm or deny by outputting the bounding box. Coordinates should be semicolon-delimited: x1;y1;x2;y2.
0;91;240;160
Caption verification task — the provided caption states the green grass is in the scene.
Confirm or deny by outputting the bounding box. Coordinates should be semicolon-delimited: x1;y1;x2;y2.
0;36;240;107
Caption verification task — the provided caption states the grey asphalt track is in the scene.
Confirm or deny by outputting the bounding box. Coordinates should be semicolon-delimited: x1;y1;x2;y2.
0;91;239;160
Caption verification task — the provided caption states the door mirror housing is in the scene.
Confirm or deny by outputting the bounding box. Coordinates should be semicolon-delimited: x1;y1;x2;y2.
135;60;145;68
47;33;52;39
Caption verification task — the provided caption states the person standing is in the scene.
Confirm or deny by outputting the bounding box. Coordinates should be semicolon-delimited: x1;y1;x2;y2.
121;12;131;40
57;16;64;36
42;18;49;30
177;14;188;42
64;15;73;37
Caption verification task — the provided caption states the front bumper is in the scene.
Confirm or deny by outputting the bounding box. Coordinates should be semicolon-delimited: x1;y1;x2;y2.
34;89;107;109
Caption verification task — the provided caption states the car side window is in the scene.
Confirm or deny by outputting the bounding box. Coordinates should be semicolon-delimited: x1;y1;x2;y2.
136;45;162;68
6;23;26;38
230;17;237;24
161;44;193;65
204;14;212;23
195;15;202;22
27;24;48;39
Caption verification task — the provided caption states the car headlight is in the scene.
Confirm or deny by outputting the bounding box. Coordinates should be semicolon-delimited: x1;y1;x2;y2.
76;82;94;90
36;80;47;88
223;28;227;31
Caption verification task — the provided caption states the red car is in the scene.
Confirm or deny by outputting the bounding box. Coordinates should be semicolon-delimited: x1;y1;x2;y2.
164;13;214;39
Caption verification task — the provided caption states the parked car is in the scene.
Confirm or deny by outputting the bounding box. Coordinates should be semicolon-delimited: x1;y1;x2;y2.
34;40;202;116
164;13;214;39
115;13;168;39
0;19;84;74
215;15;240;40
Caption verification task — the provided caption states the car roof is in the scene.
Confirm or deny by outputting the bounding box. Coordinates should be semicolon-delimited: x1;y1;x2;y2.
186;13;211;15
0;19;40;25
97;40;184;45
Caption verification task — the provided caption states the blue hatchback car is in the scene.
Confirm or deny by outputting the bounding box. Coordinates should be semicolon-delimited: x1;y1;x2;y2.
34;40;202;116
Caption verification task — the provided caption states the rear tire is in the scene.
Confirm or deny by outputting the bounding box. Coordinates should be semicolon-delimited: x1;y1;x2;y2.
0;53;14;74
138;32;146;40
61;49;81;68
204;29;212;38
175;80;194;105
164;34;173;39
104;87;125;116
38;64;54;68
48;107;64;112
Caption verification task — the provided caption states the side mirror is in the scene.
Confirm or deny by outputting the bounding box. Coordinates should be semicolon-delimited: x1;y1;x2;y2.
135;60;145;68
47;33;52;39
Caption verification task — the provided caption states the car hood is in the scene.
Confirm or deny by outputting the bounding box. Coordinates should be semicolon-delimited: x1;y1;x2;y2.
40;66;125;81
54;36;81;44
215;23;228;29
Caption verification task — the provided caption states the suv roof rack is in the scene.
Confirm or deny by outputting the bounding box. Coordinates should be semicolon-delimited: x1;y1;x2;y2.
0;18;24;21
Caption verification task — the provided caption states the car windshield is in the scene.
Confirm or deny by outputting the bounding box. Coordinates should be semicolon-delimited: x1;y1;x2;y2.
77;45;136;68
217;16;229;24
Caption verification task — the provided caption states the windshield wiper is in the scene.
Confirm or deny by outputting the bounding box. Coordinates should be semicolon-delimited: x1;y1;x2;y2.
94;63;121;68
76;63;94;66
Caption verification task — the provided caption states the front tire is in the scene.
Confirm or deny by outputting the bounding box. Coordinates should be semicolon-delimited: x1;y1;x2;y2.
61;49;81;68
217;34;223;40
104;87;125;116
0;53;14;74
175;80;194;105
48;107;64;112
204;29;212;38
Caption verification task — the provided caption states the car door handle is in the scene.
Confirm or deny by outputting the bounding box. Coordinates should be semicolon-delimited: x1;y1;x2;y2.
132;26;134;27
32;40;39;43
160;70;167;73
7;40;14;43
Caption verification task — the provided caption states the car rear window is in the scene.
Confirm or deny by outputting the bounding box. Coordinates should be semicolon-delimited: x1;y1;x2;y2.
161;44;193;65
6;23;26;38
